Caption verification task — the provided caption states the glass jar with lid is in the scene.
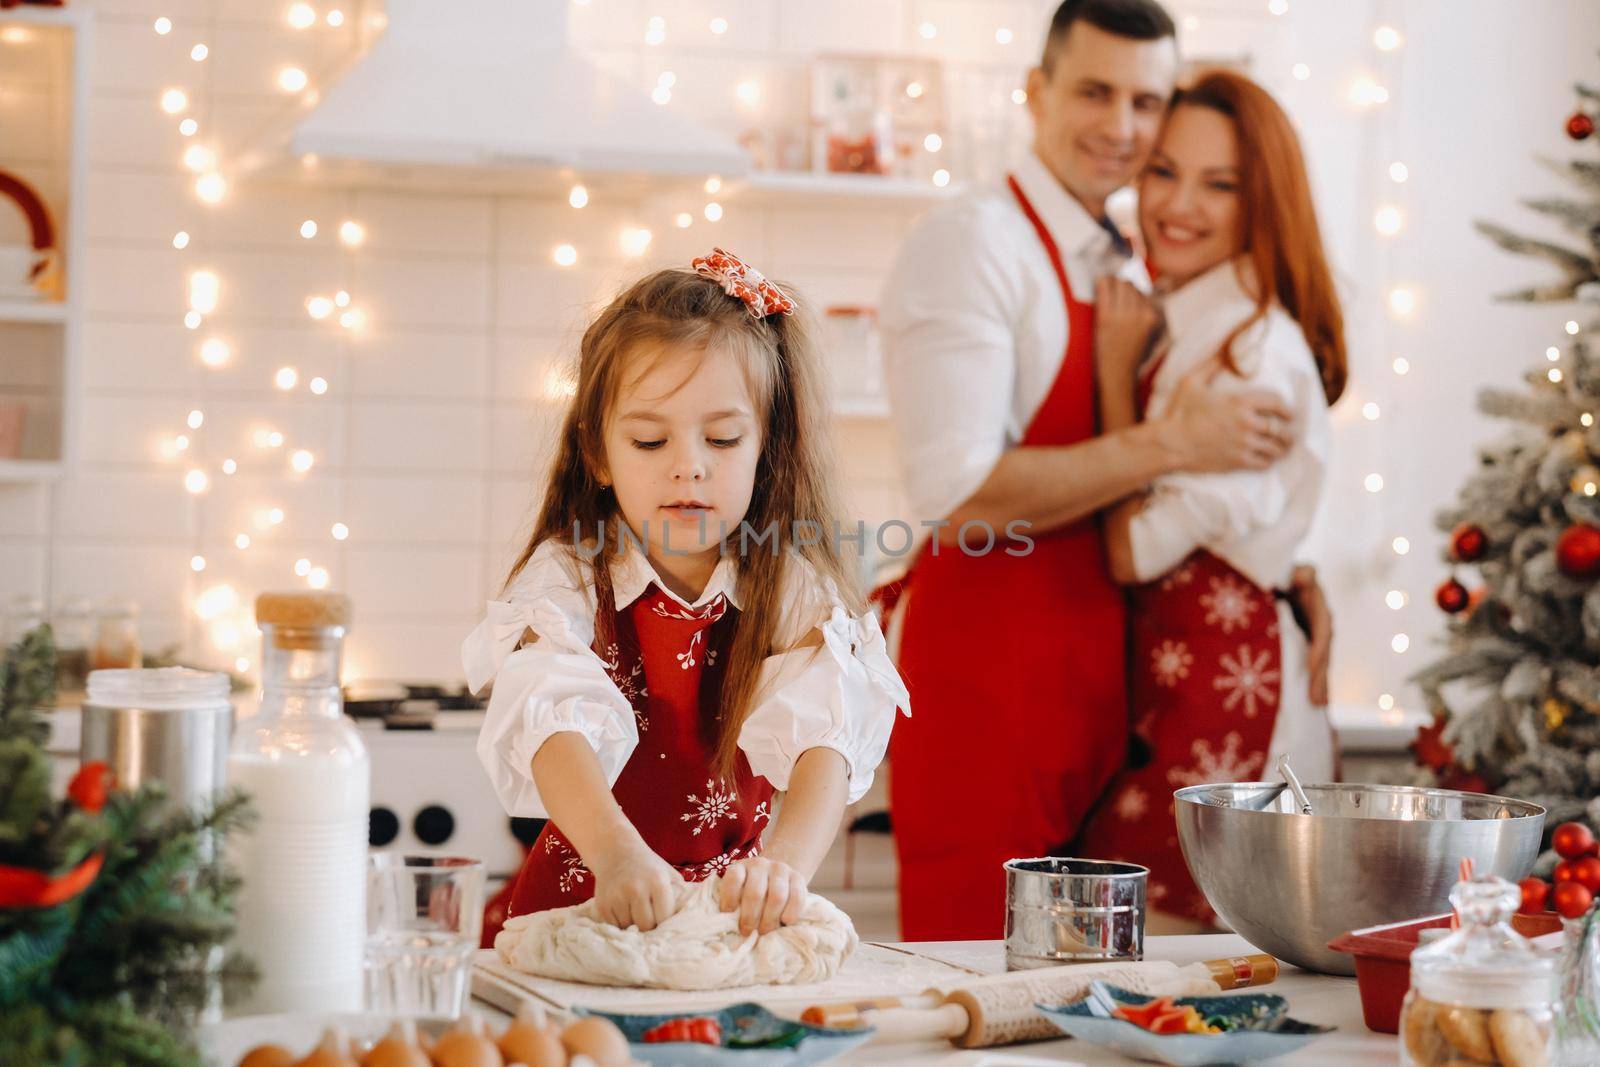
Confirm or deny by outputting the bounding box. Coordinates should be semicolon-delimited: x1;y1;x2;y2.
1400;875;1558;1066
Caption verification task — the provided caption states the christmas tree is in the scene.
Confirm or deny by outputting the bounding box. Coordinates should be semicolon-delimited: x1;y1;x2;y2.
0;626;255;1067
1409;87;1600;832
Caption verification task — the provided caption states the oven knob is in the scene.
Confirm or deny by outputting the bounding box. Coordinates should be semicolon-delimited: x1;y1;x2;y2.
509;817;546;846
414;804;455;845
369;806;400;847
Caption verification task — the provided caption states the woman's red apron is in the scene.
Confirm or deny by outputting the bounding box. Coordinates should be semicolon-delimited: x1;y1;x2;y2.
1074;360;1279;922
481;585;771;945
887;175;1129;942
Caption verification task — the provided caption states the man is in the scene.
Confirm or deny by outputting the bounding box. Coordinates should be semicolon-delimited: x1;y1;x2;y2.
880;0;1329;941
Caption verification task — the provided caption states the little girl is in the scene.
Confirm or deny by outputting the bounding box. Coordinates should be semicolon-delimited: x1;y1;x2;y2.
463;250;909;943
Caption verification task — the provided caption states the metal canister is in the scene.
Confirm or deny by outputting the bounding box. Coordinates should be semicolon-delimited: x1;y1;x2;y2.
80;667;234;817
1003;857;1148;970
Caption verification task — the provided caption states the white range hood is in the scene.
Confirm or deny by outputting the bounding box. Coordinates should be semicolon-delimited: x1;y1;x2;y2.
286;0;750;189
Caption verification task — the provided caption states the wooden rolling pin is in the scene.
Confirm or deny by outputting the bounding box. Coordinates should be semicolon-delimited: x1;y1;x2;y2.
801;953;1277;1048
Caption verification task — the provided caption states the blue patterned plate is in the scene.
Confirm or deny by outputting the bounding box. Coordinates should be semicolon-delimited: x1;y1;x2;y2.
572;1001;873;1066
1034;981;1333;1066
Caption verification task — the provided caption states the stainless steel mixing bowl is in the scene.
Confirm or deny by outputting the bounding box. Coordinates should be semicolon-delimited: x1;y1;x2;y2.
1174;782;1545;975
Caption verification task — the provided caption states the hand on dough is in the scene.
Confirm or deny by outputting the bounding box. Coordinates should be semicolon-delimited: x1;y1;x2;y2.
719;855;808;935
590;843;685;931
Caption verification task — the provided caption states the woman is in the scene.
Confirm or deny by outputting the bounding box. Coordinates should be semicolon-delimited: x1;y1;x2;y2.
1075;70;1348;926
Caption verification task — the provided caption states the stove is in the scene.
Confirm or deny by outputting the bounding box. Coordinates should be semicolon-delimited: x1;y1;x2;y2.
347;683;537;880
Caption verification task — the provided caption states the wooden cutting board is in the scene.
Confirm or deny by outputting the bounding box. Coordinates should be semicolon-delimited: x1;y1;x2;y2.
472;942;986;1019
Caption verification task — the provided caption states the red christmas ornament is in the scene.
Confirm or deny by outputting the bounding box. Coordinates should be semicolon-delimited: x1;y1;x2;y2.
1556;524;1600;580
66;761;113;813
1519;876;1551;915
1556;859;1582;884
1435;578;1470;614
1411;718;1456;772
1554;821;1598;860
1574;857;1600;895
1568;110;1596;141
1450;523;1487;562
1554;880;1595;919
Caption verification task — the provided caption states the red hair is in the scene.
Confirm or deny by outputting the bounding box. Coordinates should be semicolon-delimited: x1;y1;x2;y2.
1168;70;1347;405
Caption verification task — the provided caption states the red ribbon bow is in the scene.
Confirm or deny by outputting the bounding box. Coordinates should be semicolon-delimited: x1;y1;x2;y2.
692;247;794;320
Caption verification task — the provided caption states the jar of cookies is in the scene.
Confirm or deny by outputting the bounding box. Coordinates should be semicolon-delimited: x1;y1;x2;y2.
1401;875;1558;1067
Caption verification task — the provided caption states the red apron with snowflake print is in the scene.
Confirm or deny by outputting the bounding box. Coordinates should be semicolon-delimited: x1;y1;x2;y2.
887;175;1130;942
1073;361;1280;923
481;585;772;944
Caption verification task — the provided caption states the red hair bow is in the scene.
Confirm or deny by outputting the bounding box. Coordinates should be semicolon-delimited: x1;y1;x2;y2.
692;247;794;320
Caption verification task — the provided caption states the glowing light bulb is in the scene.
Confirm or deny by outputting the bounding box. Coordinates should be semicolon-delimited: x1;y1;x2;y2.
275;367;298;390
553;244;578;267
222;458;237;475
331;522;349;541
1012;89;1028;104
195;584;238;620
1393;357;1411;375
306;296;334;320
704;176;722;195
338;308;367;331
1362;402;1380;420
924;133;943;152
568;185;588;209
174;434;189;452
675;213;693;229
190;43;208;61
277;67;309;93
200;337;230;366
187;409;204;429
326;9;344;27
184;311;202;330
1386;590;1407;610
295;558;312;577
1348;74;1389;107
268;432;284;448
172;231;190;249
1392;536;1411;555
268;507;285;525
179;118;198;137
918;21;937;39
644;15;666;45
290;449;314;473
1389;161;1408;182
334;290;350;307
338;220;365;246
310;376;328;395
1550;368;1565;383
1391;633;1410;654
161;88;188;114
1583;413;1595;428
154;17;173;35
288;2;316;29
1364;473;1384;493
300;219;318;239
191;554;207;572
1548;346;1562;361
188;270;219;313
703;202;723;222
1378;693;1395;711
308;567;330;589
651;85;672;105
195;172;227;203
709;17;728;34
619;227;653;258
234;532;250;549
735;80;761;107
184;468;209;494
1292;63;1311;81
1268;0;1288;14
1373;205;1402;235
932;169;951;188
183;144;216;172
906;81;925;99
1387;287;1415;317
994;27;1013;44
1374;25;1403;51
1566;320;1580;335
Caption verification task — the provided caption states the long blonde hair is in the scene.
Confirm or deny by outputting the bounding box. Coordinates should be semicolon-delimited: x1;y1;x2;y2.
506;265;861;779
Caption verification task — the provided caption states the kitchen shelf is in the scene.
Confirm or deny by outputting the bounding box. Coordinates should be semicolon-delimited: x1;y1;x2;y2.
0;458;63;483
0;299;69;325
729;171;961;205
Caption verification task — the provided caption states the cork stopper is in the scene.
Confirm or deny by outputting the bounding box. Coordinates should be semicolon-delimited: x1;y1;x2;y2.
255;592;351;649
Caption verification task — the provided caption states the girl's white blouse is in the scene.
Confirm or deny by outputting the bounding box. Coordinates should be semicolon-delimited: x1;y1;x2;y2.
461;540;911;818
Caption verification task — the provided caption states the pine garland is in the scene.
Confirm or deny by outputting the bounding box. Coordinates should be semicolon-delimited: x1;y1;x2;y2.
0;627;256;1067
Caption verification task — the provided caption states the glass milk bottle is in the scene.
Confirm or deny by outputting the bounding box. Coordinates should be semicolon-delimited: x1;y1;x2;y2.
228;593;369;1014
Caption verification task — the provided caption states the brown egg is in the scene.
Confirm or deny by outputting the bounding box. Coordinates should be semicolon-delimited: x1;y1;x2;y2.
430;1014;504;1067
293;1028;359;1067
361;1020;431;1067
238;1044;296;1067
558;1017;629;1067
497;1004;566;1067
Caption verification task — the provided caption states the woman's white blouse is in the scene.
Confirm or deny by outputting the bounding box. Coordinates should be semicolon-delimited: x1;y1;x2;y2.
461;541;910;818
1130;258;1332;591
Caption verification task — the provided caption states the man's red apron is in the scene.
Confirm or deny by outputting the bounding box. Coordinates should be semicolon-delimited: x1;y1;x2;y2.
481;585;771;945
887;175;1129;942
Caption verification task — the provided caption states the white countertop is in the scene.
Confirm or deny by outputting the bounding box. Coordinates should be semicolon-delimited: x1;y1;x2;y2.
472;934;1395;1065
